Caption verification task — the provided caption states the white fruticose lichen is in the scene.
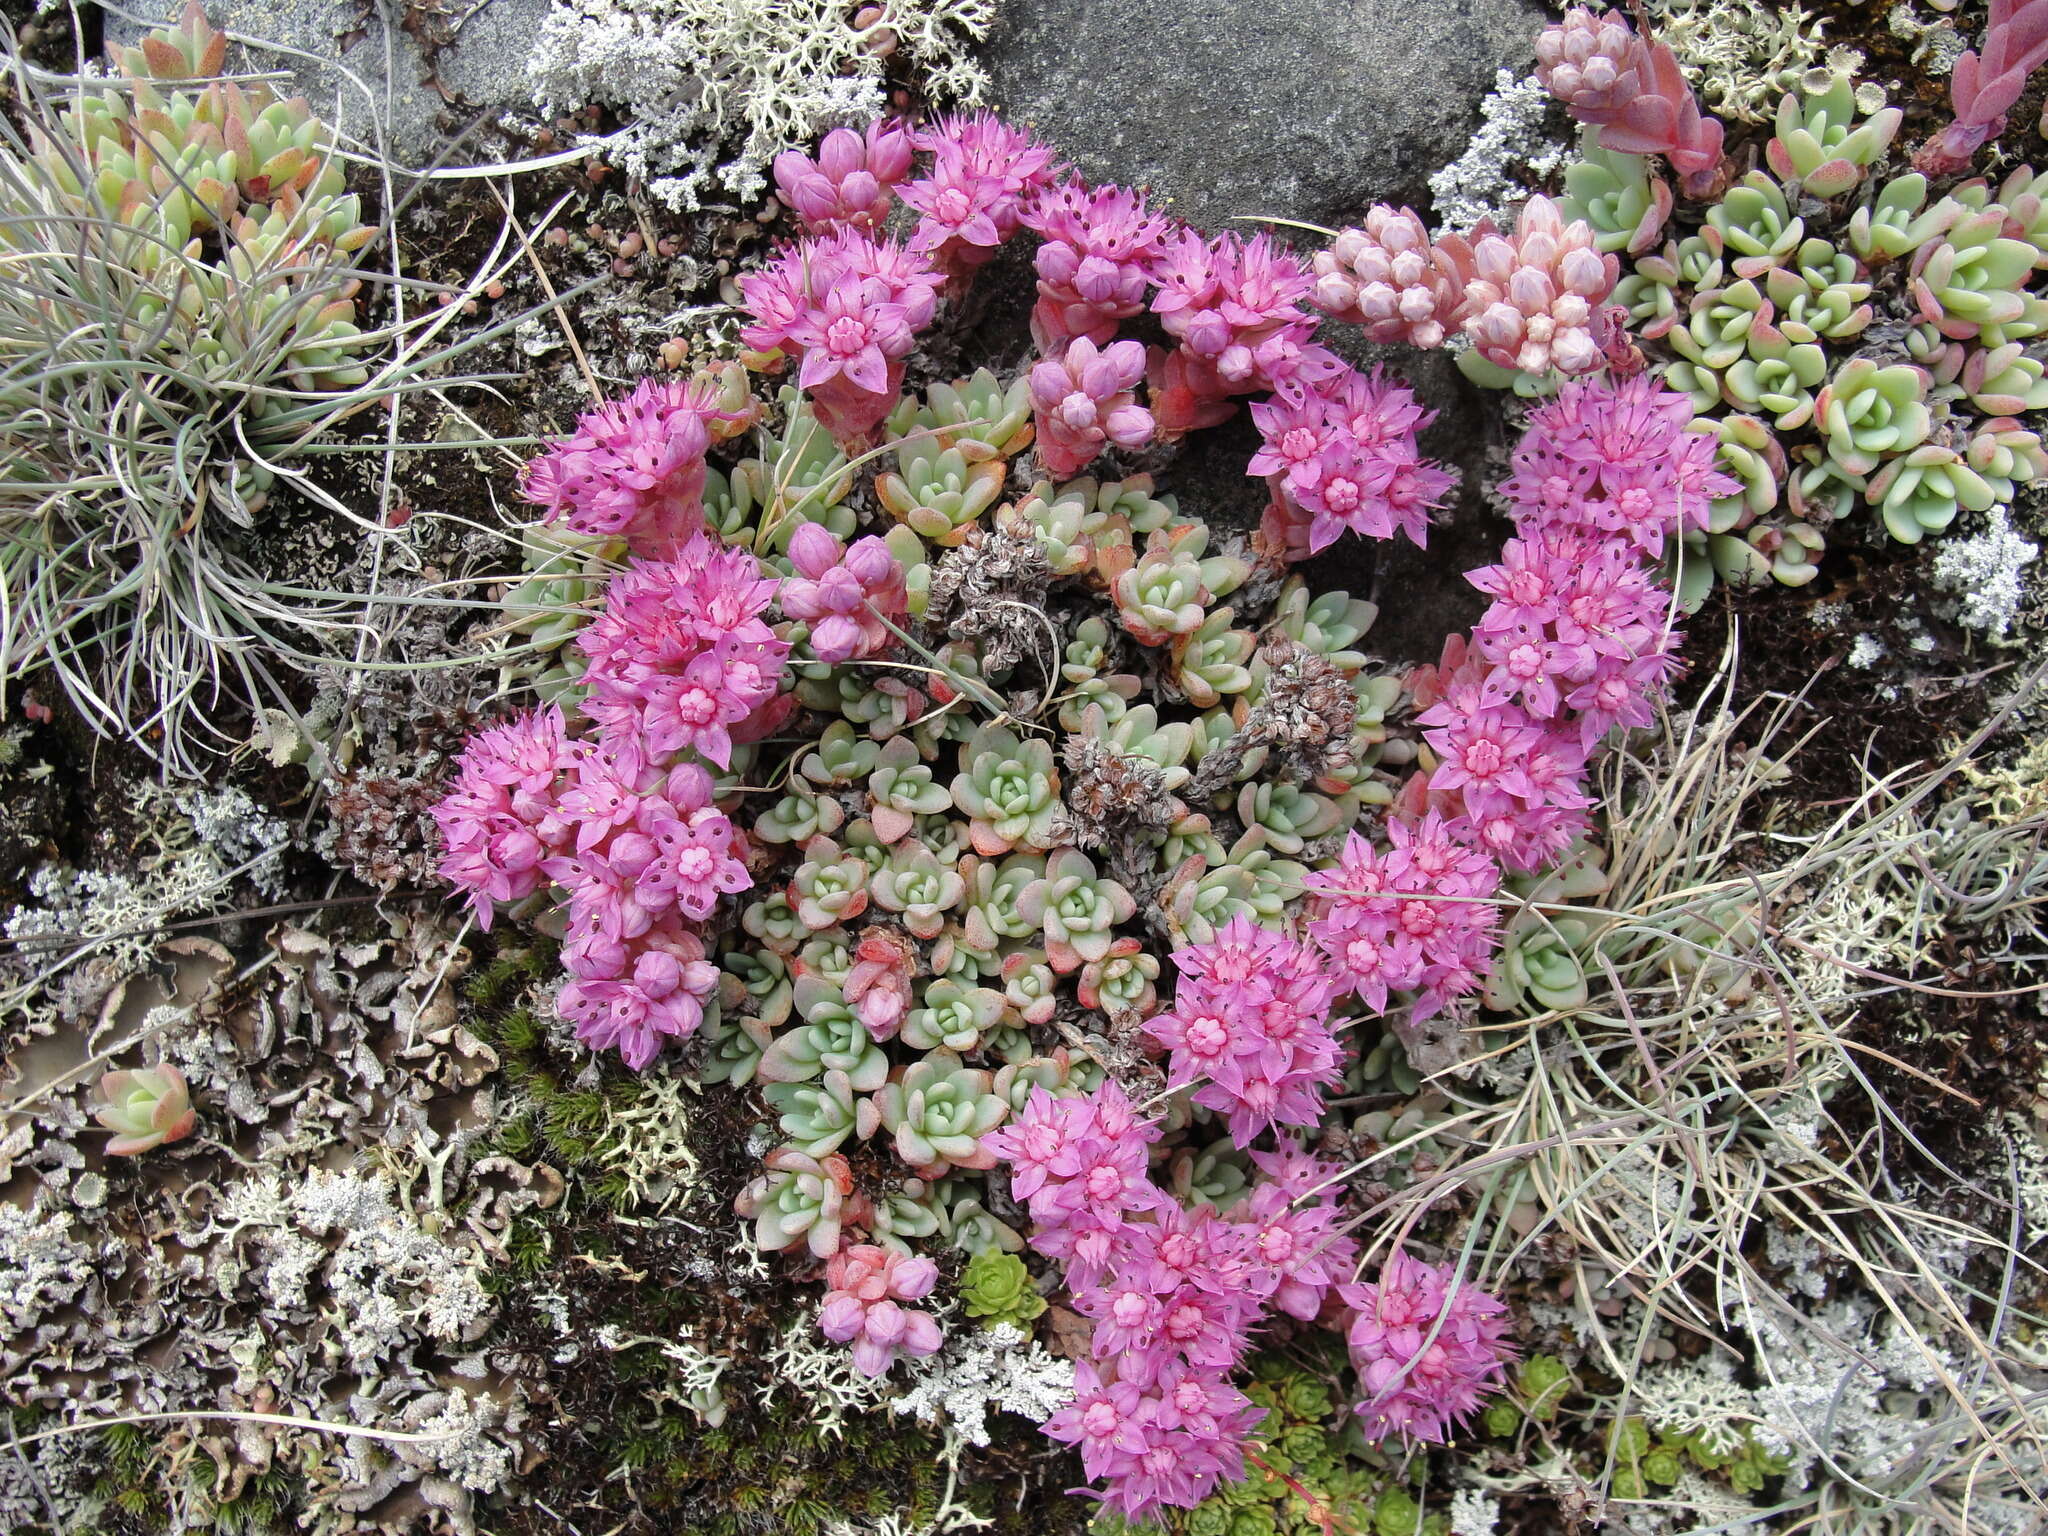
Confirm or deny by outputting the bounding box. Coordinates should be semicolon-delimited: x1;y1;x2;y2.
1847;633;1886;669
1648;0;1862;122
587;1072;702;1211
1631;1351;1766;1462
1428;71;1576;234
1448;1488;1501;1536
1931;506;2039;638
1734;1293;1966;1488
758;1311;897;1435
891;1321;1075;1448
524;0;995;210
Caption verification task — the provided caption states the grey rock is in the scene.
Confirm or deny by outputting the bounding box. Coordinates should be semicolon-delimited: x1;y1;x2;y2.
103;0;549;172
983;0;1547;232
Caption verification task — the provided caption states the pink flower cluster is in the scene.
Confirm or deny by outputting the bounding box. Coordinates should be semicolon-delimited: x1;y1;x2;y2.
1339;1251;1515;1445
538;749;742;1069
780;523;909;663
1303;811;1503;1024
1249;366;1455;556
436;533;791;1069
993;1084;1358;1520
747;115;1484;544
1147;231;1319;436
577;532;789;769
1234;1143;1358;1321
818;1243;945;1376
987;1079;1168;1288
437;728;742;1069
738;229;942;443
520;374;746;557
431;705;576;923
1411;376;1728;872
1535;6;1725;190
772;120;914;234
1142;917;1342;1147
901;112;1063;282
1028;336;1155;478
1021;180;1172;350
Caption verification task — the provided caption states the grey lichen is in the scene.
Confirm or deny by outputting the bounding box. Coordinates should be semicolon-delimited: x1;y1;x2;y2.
1427;70;1576;234
1;777;294;1046
525;0;996;210
1931;506;2040;639
890;1321;1073;1449
1889;2;1967;76
1647;0;1863;122
0;913;555;1535
0;1199;93;1341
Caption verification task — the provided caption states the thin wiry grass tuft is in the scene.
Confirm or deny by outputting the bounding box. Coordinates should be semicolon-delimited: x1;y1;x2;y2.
1332;635;2048;1532
0;13;594;773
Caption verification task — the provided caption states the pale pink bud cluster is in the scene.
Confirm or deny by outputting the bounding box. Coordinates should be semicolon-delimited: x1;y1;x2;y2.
1341;1251;1514;1445
772;120;915;234
1028;336;1155;478
1022;180;1172;349
902;111;1063;281
738;229;942;443
1437;196;1620;377
1535;7;1725;185
1311;207;1461;348
779;523;909;664
818;1243;945;1376
520;375;746;557
1534;6;1645;121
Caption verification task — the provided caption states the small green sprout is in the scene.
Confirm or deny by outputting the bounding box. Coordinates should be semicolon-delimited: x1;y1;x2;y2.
960;1250;1046;1328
